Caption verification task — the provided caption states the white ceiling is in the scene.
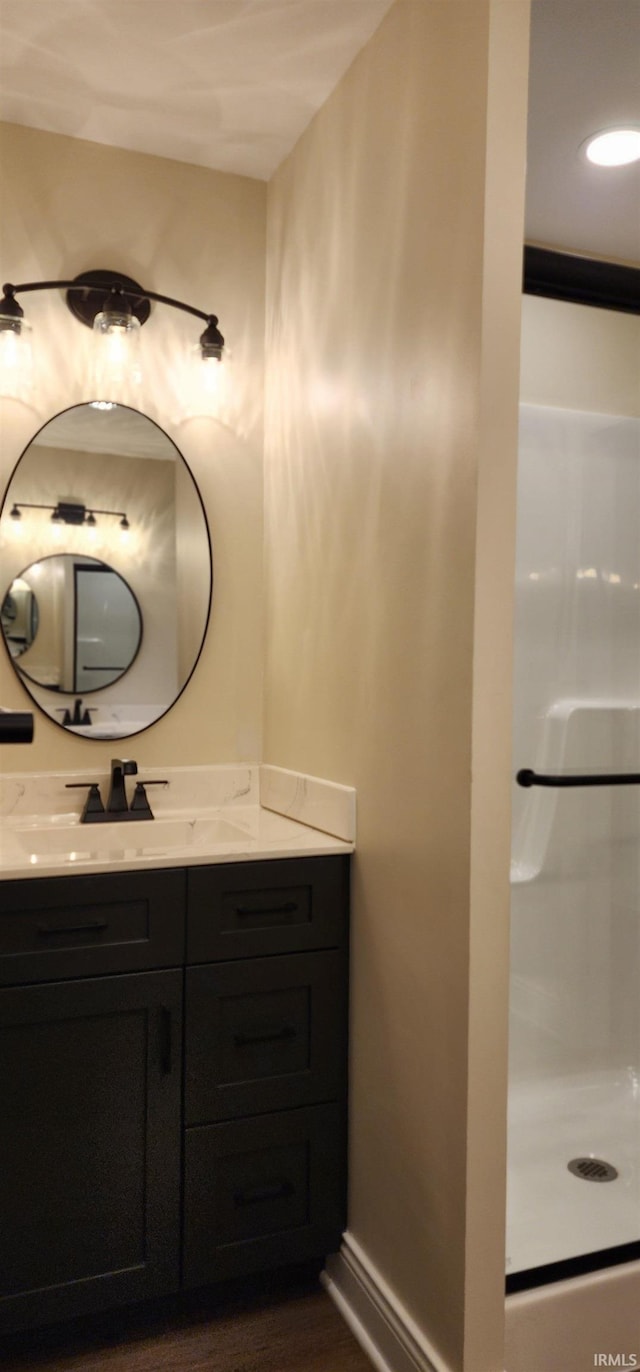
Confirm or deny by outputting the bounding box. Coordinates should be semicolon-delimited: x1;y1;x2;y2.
0;0;637;261
525;0;640;263
33;404;178;461
0;0;393;181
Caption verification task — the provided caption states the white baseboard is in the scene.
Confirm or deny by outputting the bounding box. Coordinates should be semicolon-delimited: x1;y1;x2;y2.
322;1232;454;1372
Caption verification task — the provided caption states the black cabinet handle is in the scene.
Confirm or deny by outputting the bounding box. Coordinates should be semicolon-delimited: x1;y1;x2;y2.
234;1179;294;1207
160;1007;173;1074
517;768;640;788
36;919;108;937
233;1023;297;1048
235;901;298;917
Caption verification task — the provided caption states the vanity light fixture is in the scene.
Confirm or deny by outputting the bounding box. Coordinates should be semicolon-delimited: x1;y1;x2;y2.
0;269;227;414
9;500;131;530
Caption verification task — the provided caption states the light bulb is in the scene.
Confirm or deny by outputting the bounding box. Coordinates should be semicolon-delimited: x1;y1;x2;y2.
0;319;34;402
182;346;233;422
91;310;142;402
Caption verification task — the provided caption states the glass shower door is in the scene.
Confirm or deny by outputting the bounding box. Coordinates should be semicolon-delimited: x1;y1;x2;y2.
506;398;640;1285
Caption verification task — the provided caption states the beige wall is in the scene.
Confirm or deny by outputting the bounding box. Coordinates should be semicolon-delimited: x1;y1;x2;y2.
264;3;529;1369
520;293;640;415
0;121;266;769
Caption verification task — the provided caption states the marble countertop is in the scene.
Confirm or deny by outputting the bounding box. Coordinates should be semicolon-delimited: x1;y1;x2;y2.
0;764;356;880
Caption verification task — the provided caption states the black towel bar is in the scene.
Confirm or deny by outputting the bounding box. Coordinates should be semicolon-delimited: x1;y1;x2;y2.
516;769;640;788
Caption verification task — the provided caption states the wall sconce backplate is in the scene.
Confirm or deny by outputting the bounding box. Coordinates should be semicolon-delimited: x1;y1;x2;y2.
66;270;151;329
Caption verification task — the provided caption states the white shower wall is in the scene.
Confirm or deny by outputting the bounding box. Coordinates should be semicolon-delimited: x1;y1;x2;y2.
510;403;640;1084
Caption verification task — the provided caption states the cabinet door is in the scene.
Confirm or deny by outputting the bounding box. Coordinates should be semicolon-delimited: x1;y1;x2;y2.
0;969;182;1334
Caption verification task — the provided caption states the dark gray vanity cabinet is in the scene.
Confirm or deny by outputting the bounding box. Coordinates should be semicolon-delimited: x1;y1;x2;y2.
0;854;349;1333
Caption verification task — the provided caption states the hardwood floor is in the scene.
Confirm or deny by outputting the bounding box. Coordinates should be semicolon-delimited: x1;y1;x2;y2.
0;1267;374;1372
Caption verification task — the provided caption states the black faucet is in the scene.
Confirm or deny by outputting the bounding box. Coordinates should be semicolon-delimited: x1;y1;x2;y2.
72;697;94;726
65;763;169;822
106;758;138;814
55;698;95;727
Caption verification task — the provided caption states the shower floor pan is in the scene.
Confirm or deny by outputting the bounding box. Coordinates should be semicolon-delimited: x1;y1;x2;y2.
506;1067;639;1276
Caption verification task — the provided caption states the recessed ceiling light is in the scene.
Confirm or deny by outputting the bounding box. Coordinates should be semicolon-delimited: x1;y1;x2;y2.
582;128;640;167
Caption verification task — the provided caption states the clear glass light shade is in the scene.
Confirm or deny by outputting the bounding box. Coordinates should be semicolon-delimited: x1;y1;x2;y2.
182;346;233;423
91;311;142;402
0;319;34;402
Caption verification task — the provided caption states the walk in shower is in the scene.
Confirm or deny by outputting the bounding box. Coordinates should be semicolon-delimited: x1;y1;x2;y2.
506;260;640;1296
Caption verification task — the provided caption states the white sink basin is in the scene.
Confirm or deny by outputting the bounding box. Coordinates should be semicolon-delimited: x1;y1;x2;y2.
12;814;250;860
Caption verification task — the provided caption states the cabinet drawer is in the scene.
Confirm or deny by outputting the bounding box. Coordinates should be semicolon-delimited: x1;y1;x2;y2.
182;1103;345;1285
0;870;185;985
185;950;347;1124
186;856;348;962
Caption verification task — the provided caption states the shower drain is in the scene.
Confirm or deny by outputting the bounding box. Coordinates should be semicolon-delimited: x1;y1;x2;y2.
567;1156;619;1183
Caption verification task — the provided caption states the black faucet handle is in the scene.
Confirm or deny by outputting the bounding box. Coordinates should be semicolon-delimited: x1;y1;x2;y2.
129;780;169;820
55;707;73;726
130;782;153;818
65;782;105;820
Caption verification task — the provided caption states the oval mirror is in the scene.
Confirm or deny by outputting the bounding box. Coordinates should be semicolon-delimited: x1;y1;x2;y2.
0;404;212;739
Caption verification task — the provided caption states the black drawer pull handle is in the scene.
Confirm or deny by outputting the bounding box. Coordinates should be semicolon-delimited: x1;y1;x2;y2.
157;1009;170;1070
235;901;298;917
234;1179;294;1207
160;1007;173;1075
36;919;109;937
233;1024;297;1048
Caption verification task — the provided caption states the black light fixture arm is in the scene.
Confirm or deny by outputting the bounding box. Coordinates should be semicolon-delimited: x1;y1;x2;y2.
3;280;210;325
1;272;224;356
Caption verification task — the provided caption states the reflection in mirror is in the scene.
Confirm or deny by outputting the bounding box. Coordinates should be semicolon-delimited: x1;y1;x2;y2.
1;578;39;658
0;404;212;739
3;555;142;693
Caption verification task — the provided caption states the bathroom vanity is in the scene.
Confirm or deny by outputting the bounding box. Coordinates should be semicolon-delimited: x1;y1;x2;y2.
0;767;353;1335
